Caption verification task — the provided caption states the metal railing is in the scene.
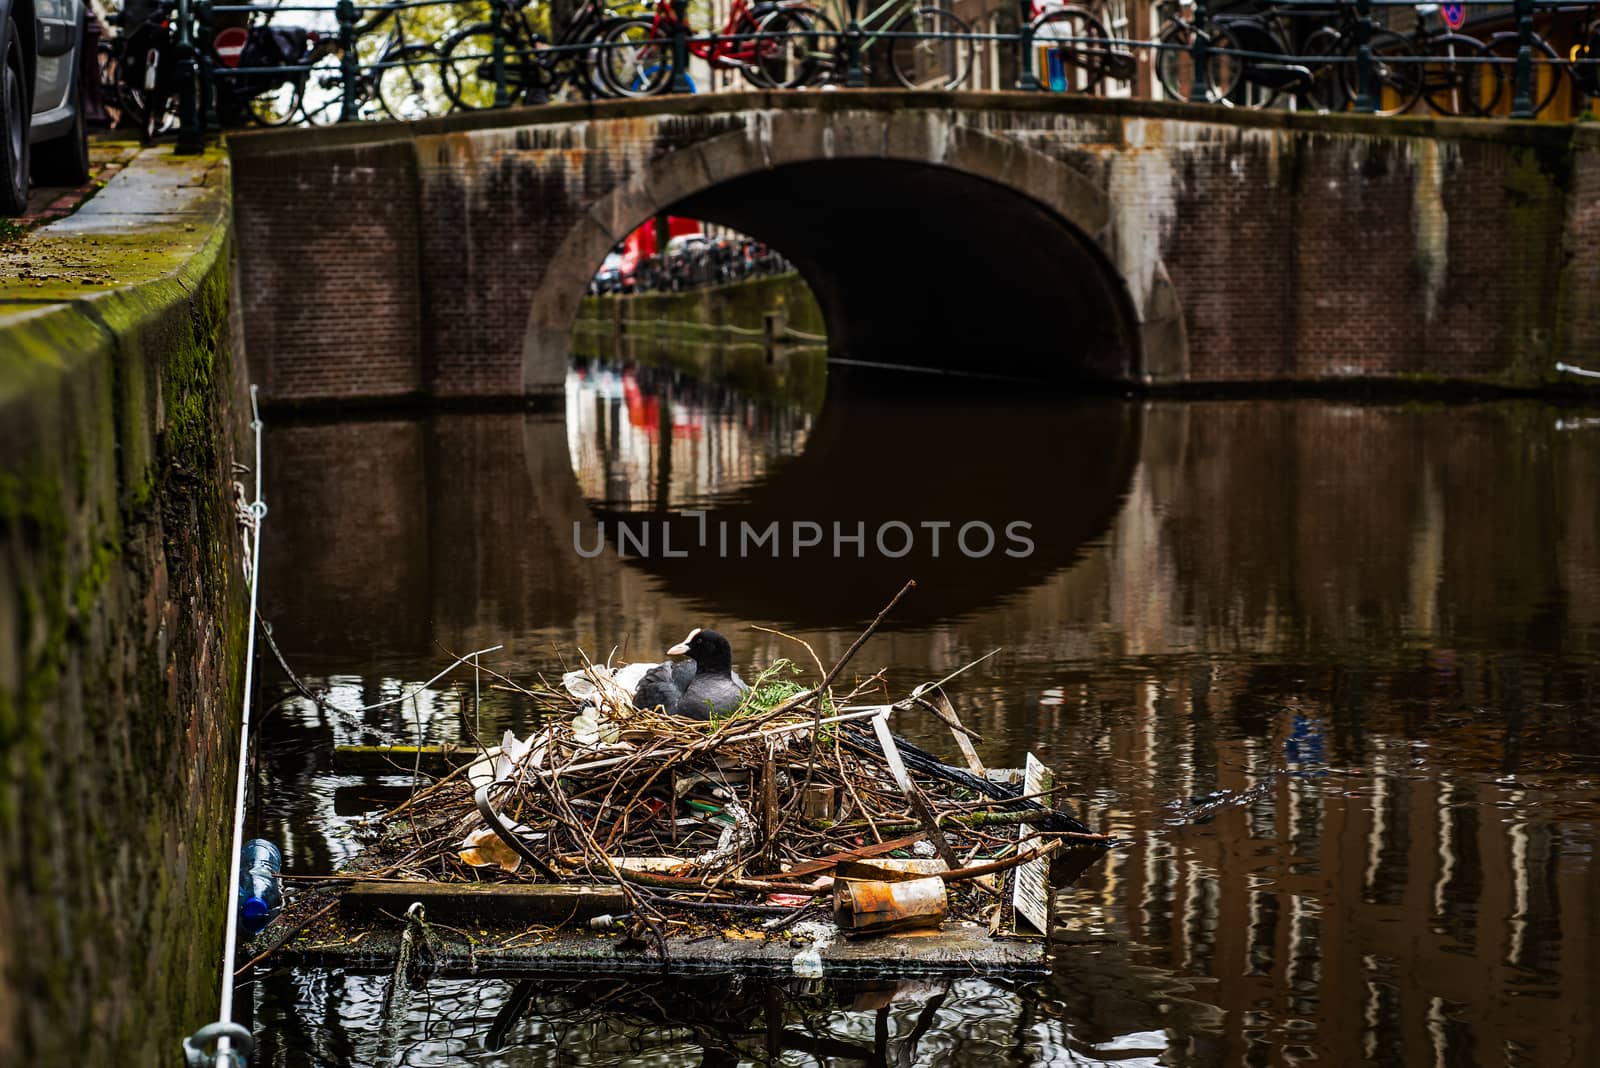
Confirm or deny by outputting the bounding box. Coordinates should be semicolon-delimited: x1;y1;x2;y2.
149;0;1597;146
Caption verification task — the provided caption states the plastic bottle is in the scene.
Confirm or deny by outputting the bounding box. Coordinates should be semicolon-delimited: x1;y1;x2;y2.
237;839;283;935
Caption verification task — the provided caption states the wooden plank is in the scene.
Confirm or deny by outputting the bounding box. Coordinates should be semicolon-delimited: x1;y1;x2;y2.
279;914;1048;979
932;689;986;777
1010;754;1053;935
783;833;929;878
340;883;627;926
871;712;961;869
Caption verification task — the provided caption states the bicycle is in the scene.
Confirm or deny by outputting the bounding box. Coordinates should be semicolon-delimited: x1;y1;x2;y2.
1407;4;1501;117
1155;3;1426;116
1152;0;1239;104
299;3;449;124
596;0;819;96
778;0;976;90
1484;3;1600;117
441;0;626;109
100;0;181;142
1026;1;1137;95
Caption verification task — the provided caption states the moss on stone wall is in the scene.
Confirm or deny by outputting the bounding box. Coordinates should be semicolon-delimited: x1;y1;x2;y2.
0;163;247;1066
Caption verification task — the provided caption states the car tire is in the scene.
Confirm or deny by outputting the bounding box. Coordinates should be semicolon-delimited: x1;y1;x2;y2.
0;18;30;215
34;23;92;187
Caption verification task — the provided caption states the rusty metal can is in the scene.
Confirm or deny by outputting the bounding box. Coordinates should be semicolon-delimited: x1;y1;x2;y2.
833;876;948;936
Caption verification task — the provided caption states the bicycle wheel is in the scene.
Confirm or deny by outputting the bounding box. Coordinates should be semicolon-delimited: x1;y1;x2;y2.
568;20;616;100
1572;27;1600;97
768;4;839;86
1299;26;1342;111
745;8;826;90
441;23;502;110
1422;32;1502;116
97;41;130;132
1486;31;1563;116
301;50;352;124
1152;19;1240;103
248;76;304;126
1340;30;1423;116
375;44;449;121
597;17;673;98
888;7;974;90
1030;8;1108;94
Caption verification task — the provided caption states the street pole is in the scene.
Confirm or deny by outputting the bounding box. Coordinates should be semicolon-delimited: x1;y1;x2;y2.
1017;0;1040;91
174;0;203;153
671;0;693;93
1187;0;1210;104
491;0;510;107
1512;0;1535;118
846;0;865;87
1353;0;1375;114
338;0;360;121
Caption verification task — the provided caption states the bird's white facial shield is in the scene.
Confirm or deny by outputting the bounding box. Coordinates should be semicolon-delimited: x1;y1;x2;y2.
667;628;701;656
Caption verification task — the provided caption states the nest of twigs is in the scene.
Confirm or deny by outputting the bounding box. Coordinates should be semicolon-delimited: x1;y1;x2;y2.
342;584;1111;941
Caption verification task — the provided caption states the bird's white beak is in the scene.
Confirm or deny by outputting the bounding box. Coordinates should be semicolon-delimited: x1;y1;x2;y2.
666;628;700;656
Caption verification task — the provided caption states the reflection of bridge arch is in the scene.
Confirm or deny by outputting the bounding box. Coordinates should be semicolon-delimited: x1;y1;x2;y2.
575;388;1143;628
524;111;1149;392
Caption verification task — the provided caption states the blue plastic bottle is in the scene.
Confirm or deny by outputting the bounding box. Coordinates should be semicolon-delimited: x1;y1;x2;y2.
237;839;283;935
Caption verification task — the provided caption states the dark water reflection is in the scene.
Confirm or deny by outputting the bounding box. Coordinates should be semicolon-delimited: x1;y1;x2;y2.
254;365;1600;1067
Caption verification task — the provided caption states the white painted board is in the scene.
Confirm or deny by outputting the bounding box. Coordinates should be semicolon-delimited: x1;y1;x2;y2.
1011;753;1053;934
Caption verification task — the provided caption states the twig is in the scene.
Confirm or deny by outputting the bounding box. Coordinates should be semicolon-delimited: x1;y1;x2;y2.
257;613;326;708
766;580;916;717
235;899;337;975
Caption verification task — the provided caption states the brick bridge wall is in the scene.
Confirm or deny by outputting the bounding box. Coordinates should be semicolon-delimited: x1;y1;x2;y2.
228;92;1600;404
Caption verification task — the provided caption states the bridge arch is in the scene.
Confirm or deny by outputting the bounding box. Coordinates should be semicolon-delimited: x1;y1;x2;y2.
524;113;1151;392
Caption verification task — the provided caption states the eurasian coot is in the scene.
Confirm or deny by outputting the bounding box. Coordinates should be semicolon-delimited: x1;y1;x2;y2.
632;628;749;719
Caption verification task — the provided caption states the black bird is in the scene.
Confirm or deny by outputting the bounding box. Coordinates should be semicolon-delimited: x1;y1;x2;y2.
632;628;749;720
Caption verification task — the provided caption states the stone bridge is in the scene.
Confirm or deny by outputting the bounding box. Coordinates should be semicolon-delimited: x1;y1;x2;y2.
229;91;1600;404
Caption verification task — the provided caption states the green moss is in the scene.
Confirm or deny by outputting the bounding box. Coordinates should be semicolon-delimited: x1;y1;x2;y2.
1502;146;1573;382
0;148;246;1064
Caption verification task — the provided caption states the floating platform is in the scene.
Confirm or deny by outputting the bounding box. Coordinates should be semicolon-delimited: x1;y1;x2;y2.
272;909;1047;979
292;738;1081;980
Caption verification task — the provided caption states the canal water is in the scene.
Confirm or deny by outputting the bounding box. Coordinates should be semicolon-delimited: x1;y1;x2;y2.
252;357;1600;1066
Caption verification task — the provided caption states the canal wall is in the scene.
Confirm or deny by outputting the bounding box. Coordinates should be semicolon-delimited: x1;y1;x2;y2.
574;271;827;405
229;93;1600;402
0;151;249;1064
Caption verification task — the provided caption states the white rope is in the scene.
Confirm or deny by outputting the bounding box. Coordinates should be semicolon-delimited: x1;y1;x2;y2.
213;385;266;1068
1555;361;1600;379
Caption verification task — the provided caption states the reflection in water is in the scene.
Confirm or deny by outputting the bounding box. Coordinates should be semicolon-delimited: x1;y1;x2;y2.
257;375;1600;1067
565;360;818;511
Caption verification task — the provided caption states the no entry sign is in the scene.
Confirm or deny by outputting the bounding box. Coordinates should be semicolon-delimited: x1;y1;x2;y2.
214;26;248;68
1441;2;1466;29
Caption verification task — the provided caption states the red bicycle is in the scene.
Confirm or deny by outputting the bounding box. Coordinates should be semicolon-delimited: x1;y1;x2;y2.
596;0;819;96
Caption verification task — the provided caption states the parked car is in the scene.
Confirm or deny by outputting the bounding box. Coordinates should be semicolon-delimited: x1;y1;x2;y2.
589;250;626;295
1;0;93;214
664;232;708;256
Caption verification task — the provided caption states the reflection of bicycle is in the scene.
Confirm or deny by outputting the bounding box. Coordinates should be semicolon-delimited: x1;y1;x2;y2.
299;4;447;124
597;0;815;96
441;0;623;108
